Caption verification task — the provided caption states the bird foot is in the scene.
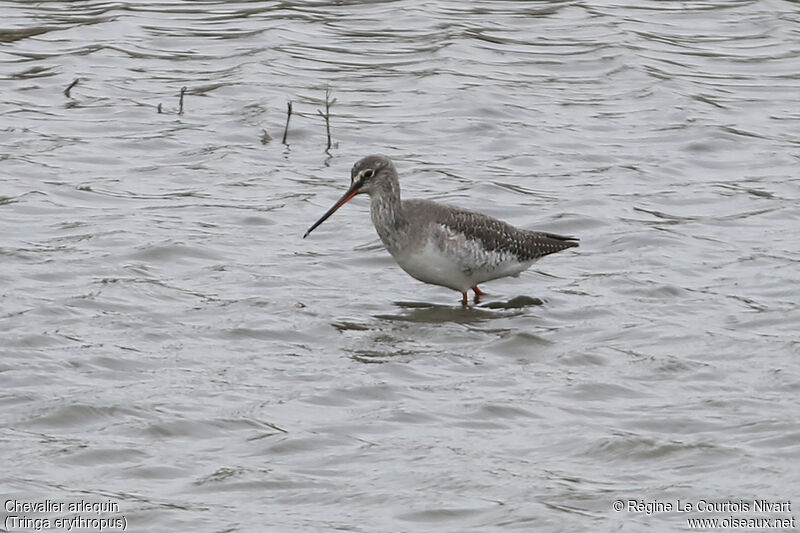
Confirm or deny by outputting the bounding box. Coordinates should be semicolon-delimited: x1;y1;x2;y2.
472;286;486;304
462;286;486;307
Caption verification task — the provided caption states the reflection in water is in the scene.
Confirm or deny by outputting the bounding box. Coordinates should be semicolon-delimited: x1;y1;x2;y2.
377;301;513;323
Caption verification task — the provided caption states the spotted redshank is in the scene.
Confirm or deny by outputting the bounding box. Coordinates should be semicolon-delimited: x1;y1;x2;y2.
304;155;578;306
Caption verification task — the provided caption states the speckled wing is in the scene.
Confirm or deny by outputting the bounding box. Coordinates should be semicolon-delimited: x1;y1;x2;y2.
405;199;578;263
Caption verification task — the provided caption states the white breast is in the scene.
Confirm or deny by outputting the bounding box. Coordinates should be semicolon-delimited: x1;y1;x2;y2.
389;225;537;292
393;240;474;291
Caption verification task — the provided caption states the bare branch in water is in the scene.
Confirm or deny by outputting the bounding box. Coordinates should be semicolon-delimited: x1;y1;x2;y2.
178;86;187;115
64;78;80;98
282;100;293;145
317;87;335;152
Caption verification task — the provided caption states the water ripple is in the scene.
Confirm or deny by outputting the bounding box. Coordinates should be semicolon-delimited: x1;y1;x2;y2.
1;1;799;531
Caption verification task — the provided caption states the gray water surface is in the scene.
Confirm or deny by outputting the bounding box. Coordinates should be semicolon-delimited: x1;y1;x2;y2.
2;1;799;531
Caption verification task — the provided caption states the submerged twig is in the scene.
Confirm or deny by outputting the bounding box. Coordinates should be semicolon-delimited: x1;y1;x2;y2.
178;86;187;115
317;87;336;152
64;78;80;98
282;100;292;145
157;103;163;114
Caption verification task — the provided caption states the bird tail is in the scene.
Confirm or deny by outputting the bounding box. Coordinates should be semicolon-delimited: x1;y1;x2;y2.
539;231;579;248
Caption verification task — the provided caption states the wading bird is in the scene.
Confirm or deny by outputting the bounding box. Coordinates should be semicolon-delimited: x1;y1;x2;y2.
304;155;578;306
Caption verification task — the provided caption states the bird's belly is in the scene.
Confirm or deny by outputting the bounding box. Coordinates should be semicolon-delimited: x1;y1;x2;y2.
393;245;471;291
391;240;534;292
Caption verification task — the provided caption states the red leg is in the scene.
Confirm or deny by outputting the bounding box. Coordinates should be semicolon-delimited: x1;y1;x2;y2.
472;286;486;297
461;291;468;307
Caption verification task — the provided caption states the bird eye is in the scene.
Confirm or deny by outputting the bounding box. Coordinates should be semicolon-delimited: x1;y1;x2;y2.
362;169;374;180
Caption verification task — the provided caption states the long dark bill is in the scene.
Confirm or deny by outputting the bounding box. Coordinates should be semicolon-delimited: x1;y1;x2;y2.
303;182;361;238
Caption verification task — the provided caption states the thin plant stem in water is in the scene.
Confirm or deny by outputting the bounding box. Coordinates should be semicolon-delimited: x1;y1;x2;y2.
178;86;187;115
282;100;292;145
64;78;80;98
317;87;336;152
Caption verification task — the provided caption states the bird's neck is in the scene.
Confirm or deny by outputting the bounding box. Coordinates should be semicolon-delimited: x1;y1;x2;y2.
369;179;406;250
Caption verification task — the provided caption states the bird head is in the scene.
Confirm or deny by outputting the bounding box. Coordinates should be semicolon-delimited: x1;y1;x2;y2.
303;155;394;238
